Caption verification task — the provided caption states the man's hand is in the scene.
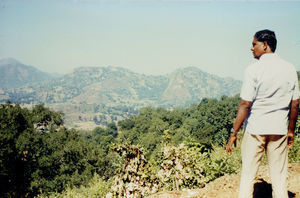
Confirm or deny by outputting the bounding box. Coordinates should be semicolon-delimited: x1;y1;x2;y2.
287;99;298;150
226;133;237;154
225;100;251;154
287;131;294;149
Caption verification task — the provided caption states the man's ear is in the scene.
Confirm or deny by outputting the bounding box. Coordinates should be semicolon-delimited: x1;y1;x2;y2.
263;41;269;51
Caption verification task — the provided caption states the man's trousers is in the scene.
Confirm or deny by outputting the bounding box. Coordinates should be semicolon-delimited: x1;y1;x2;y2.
238;131;288;198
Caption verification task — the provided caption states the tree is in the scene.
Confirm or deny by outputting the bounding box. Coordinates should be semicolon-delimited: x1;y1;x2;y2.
106;122;118;137
0;103;105;197
0;103;32;197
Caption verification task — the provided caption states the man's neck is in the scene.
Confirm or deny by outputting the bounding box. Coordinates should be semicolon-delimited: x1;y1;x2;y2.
258;52;274;60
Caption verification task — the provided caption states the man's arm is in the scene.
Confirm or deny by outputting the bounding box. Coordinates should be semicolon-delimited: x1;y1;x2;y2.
287;99;299;149
226;99;252;153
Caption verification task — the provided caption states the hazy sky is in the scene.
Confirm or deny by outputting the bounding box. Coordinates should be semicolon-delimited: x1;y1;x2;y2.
1;0;300;80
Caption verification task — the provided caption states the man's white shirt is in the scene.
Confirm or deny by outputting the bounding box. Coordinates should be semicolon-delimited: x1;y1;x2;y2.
240;53;299;135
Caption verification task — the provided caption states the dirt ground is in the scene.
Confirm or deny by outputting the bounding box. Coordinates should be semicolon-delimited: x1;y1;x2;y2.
147;162;300;198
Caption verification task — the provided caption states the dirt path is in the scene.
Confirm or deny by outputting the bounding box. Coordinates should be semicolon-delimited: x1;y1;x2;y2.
147;162;300;198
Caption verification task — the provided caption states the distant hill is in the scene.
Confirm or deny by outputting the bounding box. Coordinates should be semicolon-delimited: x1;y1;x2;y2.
162;67;240;107
0;58;56;89
0;59;242;128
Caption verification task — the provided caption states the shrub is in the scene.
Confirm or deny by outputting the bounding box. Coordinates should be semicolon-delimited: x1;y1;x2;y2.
289;134;300;163
37;174;112;198
107;140;242;197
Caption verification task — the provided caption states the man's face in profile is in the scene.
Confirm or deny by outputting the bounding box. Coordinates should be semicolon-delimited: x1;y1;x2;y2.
251;37;265;59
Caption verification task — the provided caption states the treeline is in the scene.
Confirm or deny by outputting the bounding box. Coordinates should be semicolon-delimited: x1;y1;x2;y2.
118;95;240;156
78;104;138;126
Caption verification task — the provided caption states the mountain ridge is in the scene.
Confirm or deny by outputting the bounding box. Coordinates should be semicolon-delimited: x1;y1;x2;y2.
0;59;242;128
0;58;57;89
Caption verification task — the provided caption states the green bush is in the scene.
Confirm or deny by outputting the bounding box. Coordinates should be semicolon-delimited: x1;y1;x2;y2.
289;134;300;162
0;103;106;197
37;174;112;198
105;140;242;197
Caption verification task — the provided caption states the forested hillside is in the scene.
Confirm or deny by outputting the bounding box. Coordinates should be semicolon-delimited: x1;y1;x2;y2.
1;95;300;197
1;65;241;107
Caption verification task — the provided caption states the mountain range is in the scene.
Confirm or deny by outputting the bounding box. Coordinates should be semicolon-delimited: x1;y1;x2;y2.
0;58;242;129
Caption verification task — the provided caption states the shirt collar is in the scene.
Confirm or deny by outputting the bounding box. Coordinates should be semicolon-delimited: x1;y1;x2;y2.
259;53;279;60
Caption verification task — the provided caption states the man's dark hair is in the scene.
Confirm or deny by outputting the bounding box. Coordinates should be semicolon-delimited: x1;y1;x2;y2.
254;29;277;52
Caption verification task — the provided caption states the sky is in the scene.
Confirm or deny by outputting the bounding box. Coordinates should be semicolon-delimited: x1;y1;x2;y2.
1;0;300;80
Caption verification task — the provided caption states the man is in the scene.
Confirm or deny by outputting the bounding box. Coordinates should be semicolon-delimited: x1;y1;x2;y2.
226;29;299;198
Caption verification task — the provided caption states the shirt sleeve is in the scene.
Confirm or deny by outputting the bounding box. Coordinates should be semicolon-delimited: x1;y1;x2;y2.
240;66;257;102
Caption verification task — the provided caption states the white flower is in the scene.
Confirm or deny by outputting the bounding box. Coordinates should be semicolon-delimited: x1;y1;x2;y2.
106;192;112;198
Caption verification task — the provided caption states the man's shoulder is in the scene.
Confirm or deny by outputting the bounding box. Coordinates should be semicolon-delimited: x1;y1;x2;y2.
245;61;260;74
256;54;295;70
275;54;293;64
275;56;297;74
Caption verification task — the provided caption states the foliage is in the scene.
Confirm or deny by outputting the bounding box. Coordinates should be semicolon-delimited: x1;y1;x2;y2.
31;104;64;127
205;143;241;180
0;103;105;197
288;134;300;162
46;131;300;198
107;139;242;197
0;103;32;198
92;122;118;151
156;142;209;190
37;174;112;198
108;144;159;197
23;128;102;196
155;140;242;192
289;117;300;162
1;93;299;198
118;95;240;158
